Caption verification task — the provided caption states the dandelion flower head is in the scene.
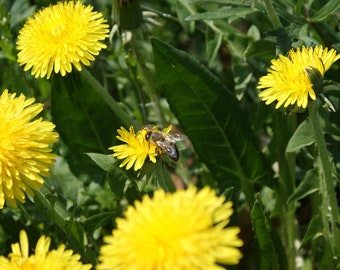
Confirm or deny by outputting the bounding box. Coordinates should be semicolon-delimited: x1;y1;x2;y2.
109;125;172;171
0;230;91;270
258;45;340;109
97;185;243;270
17;1;109;79
0;90;58;208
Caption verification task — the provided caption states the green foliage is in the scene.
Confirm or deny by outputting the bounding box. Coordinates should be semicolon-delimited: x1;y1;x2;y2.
51;73;116;179
152;38;270;192
286;119;315;153
1;0;340;269
251;196;287;270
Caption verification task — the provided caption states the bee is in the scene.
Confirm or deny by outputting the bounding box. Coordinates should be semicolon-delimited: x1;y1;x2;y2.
143;125;186;161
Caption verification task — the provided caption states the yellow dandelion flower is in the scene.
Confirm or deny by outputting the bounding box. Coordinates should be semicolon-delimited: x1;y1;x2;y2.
97;185;243;270
109;125;173;171
109;126;159;171
258;45;340;109
0;89;58;209
0;230;91;270
17;1;109;79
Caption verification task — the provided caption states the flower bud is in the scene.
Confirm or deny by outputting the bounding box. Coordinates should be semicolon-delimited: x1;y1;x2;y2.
305;66;324;95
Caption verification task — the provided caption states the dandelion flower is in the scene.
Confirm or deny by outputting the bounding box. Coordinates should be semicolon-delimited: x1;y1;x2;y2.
0;230;91;270
97;185;243;270
17;1;109;79
258;46;340;109
0;89;58;208
109;125;172;171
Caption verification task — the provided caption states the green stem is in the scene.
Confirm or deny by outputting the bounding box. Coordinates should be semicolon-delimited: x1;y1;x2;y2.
279;152;297;270
308;100;340;260
286;203;297;270
130;30;166;125
284;114;298;270
275;112;297;270
34;187;98;265
80;69;140;129
240;174;256;207
263;0;282;28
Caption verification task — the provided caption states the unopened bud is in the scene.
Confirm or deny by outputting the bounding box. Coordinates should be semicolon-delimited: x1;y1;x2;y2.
305;66;323;95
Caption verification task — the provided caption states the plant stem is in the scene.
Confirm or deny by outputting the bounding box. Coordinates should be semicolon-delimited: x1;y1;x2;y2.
308;100;340;260
280;153;297;270
80;69;140;129
275;112;297;270
263;0;282;28
33;187;98;265
130;30;166;126
240;173;256;208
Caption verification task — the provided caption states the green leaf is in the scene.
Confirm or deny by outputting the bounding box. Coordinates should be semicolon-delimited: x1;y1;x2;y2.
125;183;143;204
310;0;340;22
50;157;86;202
51;72;116;180
154;162;176;192
189;0;246;4
9;0;35;28
152;38;270;190
176;0;195;33
86;153;116;172
185;7;258;22
245;39;276;62
86;152;138;201
33;186;97;265
84;212;117;235
251;196;287;270
206;27;223;67
232;63;253;98
300;215;323;248
286;119;314;153
288;169;319;203
298;24;319;47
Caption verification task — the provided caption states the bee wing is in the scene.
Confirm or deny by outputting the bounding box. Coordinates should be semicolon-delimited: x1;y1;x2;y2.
155;140;170;152
156;141;179;161
165;133;187;143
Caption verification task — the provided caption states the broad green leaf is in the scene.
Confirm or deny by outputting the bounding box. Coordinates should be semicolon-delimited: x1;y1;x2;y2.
152;38;270;191
251;196;287;270
51;72;116;180
310;0;340;22
86;152;133;200
185;7;258;22
288;169;319;203
286;119;314;153
86;153;116;172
